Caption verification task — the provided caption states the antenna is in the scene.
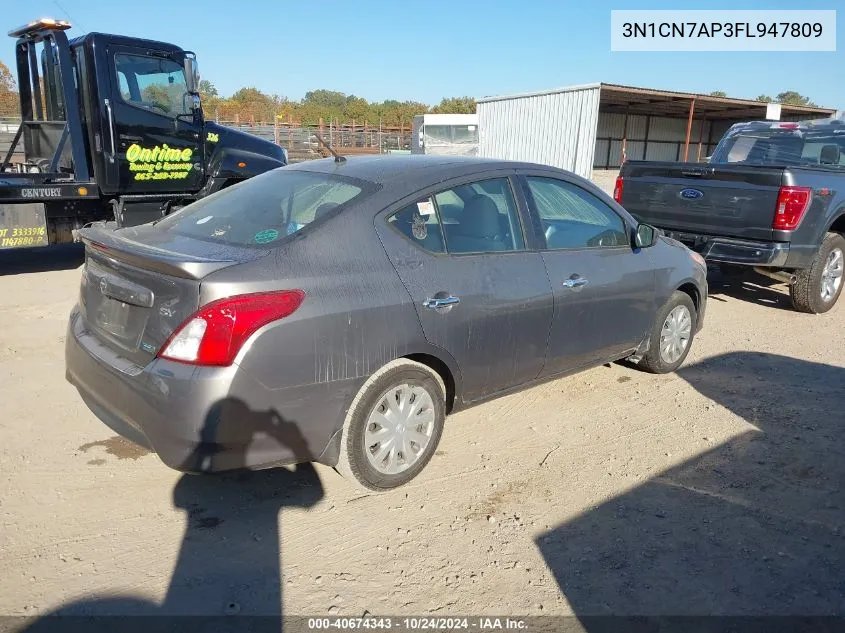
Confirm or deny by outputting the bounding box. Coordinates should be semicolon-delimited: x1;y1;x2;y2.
313;132;346;163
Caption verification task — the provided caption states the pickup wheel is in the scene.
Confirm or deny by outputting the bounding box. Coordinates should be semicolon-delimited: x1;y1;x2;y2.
639;291;697;374
790;232;845;314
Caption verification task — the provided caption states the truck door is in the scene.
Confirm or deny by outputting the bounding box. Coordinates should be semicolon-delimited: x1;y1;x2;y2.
104;45;204;194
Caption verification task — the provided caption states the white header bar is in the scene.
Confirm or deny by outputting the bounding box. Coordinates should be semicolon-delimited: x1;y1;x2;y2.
611;10;836;52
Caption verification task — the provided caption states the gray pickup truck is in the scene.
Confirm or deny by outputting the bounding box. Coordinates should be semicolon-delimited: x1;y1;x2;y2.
615;117;845;313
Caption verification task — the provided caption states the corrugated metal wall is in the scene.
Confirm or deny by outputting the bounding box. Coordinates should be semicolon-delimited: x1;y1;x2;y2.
477;85;601;179
594;112;716;167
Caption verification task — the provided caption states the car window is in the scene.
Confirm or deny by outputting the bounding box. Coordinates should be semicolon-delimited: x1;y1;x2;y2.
434;178;525;254
388;197;446;254
114;53;190;118
154;170;368;247
526;177;628;250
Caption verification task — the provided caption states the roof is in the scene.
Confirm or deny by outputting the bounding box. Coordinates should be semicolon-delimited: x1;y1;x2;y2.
287;154;555;186
477;82;836;120
599;83;836;120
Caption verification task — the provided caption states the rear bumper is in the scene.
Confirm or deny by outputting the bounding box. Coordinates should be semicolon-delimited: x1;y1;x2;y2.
661;230;789;267
65;307;358;473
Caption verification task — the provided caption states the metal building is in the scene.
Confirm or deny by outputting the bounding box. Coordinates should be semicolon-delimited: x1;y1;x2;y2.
477;83;837;181
411;113;479;156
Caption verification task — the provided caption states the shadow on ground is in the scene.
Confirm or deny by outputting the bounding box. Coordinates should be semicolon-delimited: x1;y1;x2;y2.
14;399;325;633
707;267;795;311
0;244;84;276
538;352;845;623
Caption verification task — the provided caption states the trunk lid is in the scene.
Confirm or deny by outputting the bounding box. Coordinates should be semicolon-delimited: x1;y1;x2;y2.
77;224;269;367
620;161;786;241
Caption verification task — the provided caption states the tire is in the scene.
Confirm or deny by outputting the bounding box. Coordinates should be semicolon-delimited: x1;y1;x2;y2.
789;232;845;314
335;359;447;492
638;291;698;375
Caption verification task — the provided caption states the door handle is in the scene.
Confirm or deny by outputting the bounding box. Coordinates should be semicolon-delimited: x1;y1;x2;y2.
563;276;589;290
104;98;116;163
423;295;460;309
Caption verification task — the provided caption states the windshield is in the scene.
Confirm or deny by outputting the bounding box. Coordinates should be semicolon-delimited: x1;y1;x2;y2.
154;169;372;247
711;126;845;169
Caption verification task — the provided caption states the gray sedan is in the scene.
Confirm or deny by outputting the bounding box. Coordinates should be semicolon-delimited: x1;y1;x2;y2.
65;156;708;490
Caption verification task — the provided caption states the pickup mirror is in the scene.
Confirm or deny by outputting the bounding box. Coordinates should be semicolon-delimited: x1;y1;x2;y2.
634;223;658;249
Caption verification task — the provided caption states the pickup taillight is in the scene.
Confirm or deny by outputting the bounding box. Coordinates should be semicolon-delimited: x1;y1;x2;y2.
613;176;624;204
772;186;813;231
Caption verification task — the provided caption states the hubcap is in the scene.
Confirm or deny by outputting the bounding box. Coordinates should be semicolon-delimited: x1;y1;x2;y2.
820;247;843;303
659;305;692;365
364;383;436;475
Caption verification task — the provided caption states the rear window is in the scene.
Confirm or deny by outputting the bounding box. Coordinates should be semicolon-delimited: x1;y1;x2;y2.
712;127;845;168
154;170;372;246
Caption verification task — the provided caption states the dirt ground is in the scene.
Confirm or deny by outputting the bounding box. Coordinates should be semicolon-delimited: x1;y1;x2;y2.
0;245;843;623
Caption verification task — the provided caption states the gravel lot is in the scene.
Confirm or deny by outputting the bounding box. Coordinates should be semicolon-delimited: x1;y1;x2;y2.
1;245;843;621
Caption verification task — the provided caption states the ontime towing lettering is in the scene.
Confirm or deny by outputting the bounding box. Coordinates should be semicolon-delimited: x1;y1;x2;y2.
125;143;194;182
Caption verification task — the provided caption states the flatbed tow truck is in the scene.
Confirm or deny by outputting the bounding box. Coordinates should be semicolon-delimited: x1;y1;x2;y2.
0;18;287;250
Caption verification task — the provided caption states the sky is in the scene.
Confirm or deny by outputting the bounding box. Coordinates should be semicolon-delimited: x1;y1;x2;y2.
2;0;843;109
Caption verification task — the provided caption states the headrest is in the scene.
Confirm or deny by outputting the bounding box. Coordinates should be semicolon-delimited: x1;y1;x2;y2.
459;195;501;239
314;202;340;220
819;144;841;165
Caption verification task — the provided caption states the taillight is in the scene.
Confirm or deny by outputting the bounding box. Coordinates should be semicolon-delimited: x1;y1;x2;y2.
773;186;813;231
613;176;624;204
157;290;305;366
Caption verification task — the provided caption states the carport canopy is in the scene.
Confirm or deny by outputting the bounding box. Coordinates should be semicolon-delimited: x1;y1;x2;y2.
598;83;837;161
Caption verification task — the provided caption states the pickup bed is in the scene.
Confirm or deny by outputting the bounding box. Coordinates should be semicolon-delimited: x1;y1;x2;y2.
616;118;845;314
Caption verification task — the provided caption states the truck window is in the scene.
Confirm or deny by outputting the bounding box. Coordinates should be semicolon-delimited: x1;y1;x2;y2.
114;53;190;118
153;170;372;247
712;127;845;168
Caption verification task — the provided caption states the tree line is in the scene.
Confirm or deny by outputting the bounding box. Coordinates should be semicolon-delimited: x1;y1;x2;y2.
0;60;475;125
708;90;819;108
198;82;476;128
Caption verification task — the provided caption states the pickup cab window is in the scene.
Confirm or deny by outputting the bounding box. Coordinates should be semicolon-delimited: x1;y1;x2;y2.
712;126;845;168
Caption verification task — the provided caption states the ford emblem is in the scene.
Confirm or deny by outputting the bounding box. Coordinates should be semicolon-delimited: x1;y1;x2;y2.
680;188;704;200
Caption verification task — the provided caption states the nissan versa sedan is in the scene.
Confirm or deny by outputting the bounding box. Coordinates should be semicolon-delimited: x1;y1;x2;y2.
66;155;708;491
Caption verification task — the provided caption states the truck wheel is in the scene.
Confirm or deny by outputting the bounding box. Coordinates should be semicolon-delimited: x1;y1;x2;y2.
790;232;845;314
335;359;446;492
639;291;697;374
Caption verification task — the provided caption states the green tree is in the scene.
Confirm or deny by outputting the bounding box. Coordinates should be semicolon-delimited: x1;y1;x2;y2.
775;91;817;107
431;96;476;114
708;91;727;98
0;60;18;117
198;79;218;98
756;94;774;103
303;89;346;109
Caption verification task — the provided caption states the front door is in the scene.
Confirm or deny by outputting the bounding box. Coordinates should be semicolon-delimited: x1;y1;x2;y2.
377;175;554;403
519;174;656;376
105;45;204;196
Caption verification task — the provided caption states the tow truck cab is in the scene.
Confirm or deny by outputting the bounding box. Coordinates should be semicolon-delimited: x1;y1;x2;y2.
0;18;287;249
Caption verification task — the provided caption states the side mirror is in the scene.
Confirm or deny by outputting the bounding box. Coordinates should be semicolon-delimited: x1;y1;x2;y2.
184;54;200;95
634;223;658;249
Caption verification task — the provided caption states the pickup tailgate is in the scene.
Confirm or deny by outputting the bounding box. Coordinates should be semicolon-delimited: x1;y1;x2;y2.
620;162;785;241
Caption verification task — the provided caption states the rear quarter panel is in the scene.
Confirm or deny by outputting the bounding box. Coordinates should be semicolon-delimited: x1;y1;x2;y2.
196;196;461;464
781;168;845;268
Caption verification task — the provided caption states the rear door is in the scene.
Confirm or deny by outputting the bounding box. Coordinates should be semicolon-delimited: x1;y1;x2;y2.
104;45;204;196
376;175;554;403
520;174;655;375
621;162;784;241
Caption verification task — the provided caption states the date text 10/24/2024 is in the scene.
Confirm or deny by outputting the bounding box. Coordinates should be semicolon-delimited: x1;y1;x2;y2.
307;618;528;630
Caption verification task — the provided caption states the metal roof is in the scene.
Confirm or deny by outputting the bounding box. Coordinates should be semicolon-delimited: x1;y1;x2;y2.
477;82;836;120
599;83;836;119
